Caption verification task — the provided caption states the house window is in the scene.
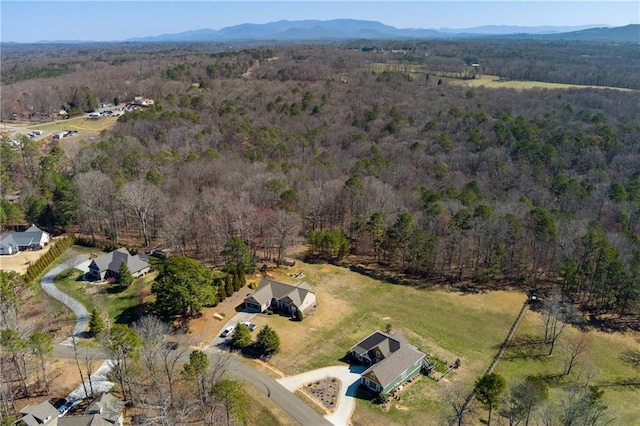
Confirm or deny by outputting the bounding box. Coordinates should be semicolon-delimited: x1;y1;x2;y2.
371;372;376;379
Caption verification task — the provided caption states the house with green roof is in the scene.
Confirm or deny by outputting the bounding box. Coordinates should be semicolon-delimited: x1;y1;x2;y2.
350;330;426;395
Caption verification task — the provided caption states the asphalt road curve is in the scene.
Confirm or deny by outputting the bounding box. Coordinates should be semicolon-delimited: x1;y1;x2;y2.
227;358;332;426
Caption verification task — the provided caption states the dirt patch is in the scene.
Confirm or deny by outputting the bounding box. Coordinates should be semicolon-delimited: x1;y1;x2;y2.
13;359;82;413
0;236;63;274
187;274;263;348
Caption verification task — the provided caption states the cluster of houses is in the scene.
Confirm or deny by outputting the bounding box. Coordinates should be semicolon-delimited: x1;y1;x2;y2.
242;278;426;395
19;393;124;426
2;223;424;398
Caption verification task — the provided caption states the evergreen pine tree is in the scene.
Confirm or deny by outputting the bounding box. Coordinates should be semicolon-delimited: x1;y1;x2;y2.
225;274;234;297
118;261;134;286
88;308;105;337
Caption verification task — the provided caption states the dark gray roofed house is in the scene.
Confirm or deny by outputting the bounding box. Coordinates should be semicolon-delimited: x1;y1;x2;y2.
350;330;426;395
244;278;316;315
19;401;59;426
88;248;150;281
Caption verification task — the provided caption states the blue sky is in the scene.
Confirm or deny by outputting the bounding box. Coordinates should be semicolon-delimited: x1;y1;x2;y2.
2;1;638;43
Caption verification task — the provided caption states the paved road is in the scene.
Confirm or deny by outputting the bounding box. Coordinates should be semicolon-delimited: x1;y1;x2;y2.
40;255;91;338
205;311;332;425
46;259;331;425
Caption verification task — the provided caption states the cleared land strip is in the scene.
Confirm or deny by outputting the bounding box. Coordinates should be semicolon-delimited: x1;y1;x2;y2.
461;299;530;412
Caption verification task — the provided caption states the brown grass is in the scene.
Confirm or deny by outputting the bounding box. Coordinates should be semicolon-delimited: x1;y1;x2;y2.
0;236;64;274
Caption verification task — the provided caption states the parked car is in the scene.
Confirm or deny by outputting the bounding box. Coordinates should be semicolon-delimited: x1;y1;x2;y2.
150;249;170;260
242;321;257;331
165;341;179;350
58;400;75;416
33;130;44;135
220;326;235;338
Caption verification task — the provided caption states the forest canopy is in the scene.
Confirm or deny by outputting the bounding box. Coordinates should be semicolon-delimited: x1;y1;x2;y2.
2;39;640;329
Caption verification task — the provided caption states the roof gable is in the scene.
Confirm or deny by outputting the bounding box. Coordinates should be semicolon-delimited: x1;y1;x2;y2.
20;401;58;425
91;248;149;274
248;278;315;308
362;346;425;388
350;330;400;355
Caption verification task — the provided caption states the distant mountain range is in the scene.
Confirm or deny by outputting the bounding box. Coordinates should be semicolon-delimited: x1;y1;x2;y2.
123;20;639;44
12;20;639;44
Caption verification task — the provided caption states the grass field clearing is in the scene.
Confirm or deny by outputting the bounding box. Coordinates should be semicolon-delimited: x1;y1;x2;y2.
370;63;634;91
260;261;640;425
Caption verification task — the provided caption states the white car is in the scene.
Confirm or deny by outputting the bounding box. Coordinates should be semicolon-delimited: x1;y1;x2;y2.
242;321;257;331
220;326;235;338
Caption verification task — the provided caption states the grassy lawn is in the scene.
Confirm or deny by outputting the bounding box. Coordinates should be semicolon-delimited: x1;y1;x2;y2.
449;74;635;91
258;261;640;425
260;262;524;424
495;308;640;425
29;116;118;134
370;63;634;92
53;264;156;326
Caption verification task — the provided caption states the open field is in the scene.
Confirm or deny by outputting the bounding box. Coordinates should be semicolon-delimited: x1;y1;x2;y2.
450;74;636;91
370;63;635;91
232;261;640;425
24;251;640;424
27;115;118;134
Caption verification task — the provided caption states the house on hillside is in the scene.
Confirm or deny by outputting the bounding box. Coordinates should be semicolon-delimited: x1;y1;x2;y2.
350;330;426;395
0;224;50;255
132;96;154;107
243;278;316;315
81;393;125;426
88;247;150;281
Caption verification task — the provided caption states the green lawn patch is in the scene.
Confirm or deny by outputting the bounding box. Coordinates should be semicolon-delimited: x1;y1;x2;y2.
53;267;155;325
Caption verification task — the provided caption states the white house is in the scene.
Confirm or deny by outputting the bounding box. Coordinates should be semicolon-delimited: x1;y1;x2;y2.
0;224;50;255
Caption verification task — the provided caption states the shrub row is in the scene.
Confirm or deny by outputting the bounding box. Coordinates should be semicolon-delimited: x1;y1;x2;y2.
24;235;75;283
75;236;138;254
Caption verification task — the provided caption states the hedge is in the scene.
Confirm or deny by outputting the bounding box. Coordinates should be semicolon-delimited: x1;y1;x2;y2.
24;235;75;283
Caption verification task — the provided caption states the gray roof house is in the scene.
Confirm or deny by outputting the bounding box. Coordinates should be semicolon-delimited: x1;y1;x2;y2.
350;330;426;395
0;224;51;255
20;394;124;426
88;248;150;281
19;401;59;426
244;278;316;315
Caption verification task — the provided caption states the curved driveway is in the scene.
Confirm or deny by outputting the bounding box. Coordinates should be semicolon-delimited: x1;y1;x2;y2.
278;365;365;426
40;255;91;338
44;257;333;425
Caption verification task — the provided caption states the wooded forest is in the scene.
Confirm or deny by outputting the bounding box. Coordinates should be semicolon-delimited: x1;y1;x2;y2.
2;39;640;330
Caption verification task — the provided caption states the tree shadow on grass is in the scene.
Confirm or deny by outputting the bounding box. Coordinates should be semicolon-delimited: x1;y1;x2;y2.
620;349;640;369
105;284;128;294
595;377;640;389
114;304;144;325
503;334;550;361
